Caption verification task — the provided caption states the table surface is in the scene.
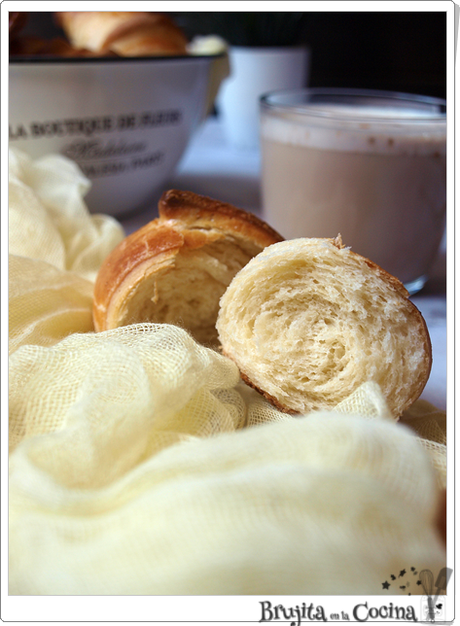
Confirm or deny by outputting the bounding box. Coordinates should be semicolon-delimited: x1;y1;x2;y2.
120;117;447;412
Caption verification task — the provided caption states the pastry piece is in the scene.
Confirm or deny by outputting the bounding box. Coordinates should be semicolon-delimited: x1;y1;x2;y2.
9;35;115;57
8;11;116;58
93;190;284;345
55;12;188;56
216;236;432;417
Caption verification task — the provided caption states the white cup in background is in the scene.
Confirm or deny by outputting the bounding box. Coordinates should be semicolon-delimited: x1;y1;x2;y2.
217;46;310;150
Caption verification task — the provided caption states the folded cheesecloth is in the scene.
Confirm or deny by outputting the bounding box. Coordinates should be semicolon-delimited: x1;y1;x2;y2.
8;147;447;596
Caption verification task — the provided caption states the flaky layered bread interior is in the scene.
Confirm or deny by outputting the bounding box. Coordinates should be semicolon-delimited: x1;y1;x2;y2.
55;12;188;56
93;190;283;346
216;236;432;418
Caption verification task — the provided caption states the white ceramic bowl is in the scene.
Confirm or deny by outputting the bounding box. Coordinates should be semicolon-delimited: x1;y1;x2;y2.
9;53;226;216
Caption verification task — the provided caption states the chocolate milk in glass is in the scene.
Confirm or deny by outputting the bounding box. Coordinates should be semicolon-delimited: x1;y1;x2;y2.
260;89;446;292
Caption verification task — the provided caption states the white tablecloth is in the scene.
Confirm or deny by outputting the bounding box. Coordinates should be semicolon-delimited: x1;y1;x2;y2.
121;117;447;411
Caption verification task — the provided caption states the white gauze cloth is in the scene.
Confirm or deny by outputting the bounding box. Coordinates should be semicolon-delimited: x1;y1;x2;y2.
8;148;446;595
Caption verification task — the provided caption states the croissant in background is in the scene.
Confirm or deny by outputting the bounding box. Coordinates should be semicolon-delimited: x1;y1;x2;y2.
9;35;117;58
55;11;189;56
9;11;117;57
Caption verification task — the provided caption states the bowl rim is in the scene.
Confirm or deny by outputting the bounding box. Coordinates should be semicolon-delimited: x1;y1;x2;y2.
9;52;226;65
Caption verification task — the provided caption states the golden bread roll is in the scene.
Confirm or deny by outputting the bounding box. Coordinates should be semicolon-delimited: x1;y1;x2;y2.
55;11;188;56
93;190;284;345
9;35;114;57
216;235;432;417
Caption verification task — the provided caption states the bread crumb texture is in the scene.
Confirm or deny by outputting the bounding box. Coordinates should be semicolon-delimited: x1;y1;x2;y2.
114;236;263;345
216;238;432;417
93;190;284;346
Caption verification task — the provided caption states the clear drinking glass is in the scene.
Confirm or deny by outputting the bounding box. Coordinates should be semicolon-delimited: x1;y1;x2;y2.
260;88;446;294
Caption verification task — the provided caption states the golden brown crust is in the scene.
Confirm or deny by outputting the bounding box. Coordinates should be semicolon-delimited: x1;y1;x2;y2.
101;14;187;55
158;189;285;249
10;11;186;58
92;190;284;332
56;11;188;57
9;36;116;57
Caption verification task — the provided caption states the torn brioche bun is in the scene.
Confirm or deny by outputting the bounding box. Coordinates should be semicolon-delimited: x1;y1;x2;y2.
216;236;432;417
93;190;284;345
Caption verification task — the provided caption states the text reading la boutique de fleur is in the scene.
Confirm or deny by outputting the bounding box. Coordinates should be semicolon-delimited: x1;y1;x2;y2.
9;109;182;141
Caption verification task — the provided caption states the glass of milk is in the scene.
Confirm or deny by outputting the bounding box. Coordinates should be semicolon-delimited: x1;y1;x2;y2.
260;88;446;293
